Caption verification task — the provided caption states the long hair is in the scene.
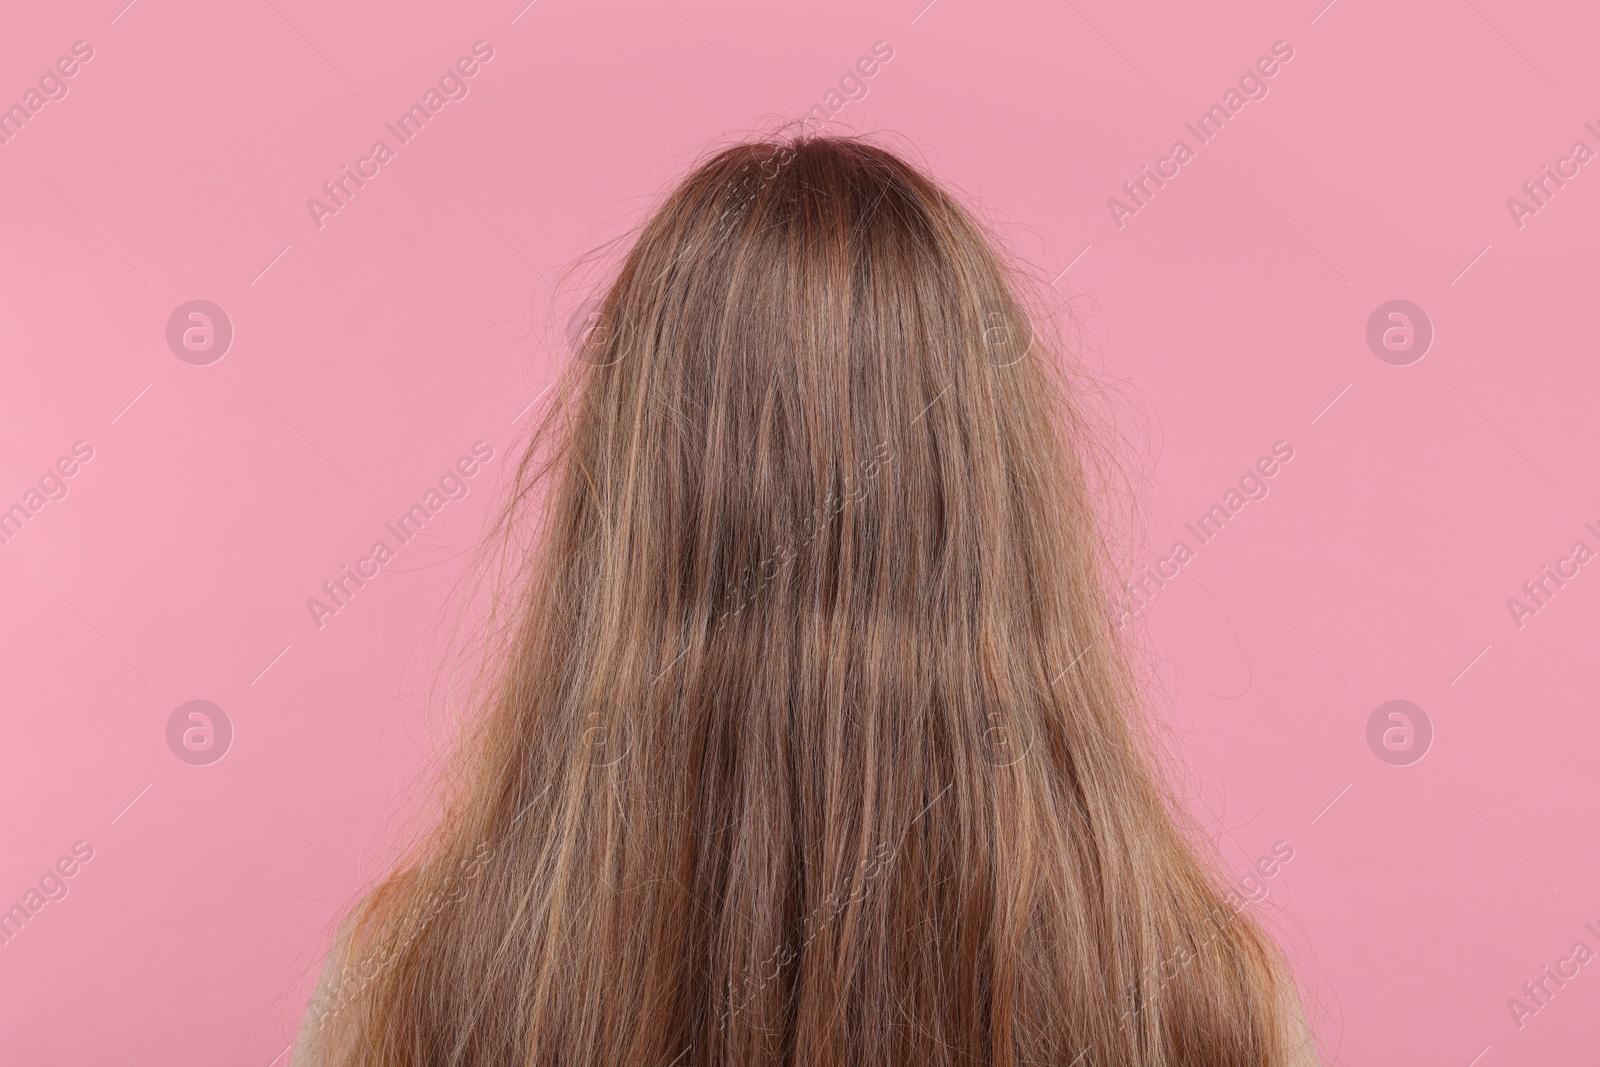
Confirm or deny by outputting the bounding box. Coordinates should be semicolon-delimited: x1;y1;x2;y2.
300;133;1310;1067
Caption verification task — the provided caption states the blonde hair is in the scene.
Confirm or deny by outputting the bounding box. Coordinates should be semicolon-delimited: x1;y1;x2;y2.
300;132;1313;1067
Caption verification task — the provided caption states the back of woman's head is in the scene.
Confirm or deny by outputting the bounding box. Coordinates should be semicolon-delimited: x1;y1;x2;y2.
303;132;1308;1067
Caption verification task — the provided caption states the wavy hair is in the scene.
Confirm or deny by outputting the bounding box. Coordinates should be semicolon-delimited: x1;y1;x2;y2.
295;132;1316;1067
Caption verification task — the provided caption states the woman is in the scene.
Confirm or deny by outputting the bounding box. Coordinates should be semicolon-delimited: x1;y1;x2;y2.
295;133;1319;1066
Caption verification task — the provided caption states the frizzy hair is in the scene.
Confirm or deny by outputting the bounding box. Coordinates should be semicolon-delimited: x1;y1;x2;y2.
304;131;1311;1067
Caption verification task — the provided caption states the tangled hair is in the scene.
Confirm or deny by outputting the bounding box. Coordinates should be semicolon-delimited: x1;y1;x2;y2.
295;132;1317;1067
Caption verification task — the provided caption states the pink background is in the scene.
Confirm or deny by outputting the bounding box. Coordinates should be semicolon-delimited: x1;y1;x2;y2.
2;0;1596;1063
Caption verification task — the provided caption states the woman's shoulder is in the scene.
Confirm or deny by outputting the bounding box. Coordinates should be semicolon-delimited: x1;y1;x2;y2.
292;863;430;1065
291;910;363;1067
1275;967;1322;1067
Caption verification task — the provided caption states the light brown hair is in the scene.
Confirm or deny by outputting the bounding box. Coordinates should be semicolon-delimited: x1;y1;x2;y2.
296;132;1315;1067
